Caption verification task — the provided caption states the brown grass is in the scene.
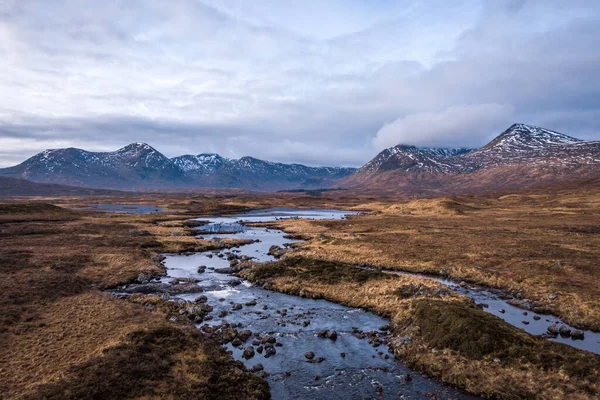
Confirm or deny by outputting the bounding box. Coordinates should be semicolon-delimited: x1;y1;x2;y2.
0;200;270;399
241;256;600;399
268;193;600;330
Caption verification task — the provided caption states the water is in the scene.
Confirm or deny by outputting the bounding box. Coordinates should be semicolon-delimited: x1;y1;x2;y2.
158;209;477;399
366;268;600;355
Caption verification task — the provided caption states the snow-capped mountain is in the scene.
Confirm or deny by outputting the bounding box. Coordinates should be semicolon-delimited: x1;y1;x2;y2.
172;154;355;190
0;143;188;189
0;144;356;191
344;123;600;194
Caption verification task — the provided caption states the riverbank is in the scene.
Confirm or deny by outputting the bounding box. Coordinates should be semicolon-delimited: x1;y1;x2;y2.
262;192;600;332
0;202;269;399
240;256;600;399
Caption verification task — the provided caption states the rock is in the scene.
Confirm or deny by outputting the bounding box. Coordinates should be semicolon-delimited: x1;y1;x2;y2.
340;352;346;358
375;385;383;395
522;321;530;325
245;299;257;306
499;309;506;314
242;347;255;359
571;330;585;340
547;324;559;337
305;352;315;360
264;344;276;358
194;295;208;304
261;335;277;344
559;325;572;337
299;289;308;298
303;320;311;327
268;245;287;258
493;358;501;363
252;339;261;346
197;266;206;273
229;280;243;287
317;330;338;341
256;346;263;354
533;315;541;321
232;304;243;311
231;338;243;347
238;330;252;342
218;310;229;318
379;325;390;331
251;363;264;372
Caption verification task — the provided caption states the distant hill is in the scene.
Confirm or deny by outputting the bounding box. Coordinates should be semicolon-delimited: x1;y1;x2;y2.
0;144;356;191
343;124;600;195
0;176;125;197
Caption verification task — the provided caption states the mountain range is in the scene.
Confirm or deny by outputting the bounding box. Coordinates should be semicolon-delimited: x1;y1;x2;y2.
0;123;598;194
0;143;356;191
342;123;600;195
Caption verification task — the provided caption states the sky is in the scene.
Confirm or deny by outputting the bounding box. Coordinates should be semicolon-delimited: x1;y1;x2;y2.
0;0;599;167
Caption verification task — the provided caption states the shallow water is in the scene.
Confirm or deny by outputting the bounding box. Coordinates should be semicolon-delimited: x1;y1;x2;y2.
124;206;598;399
379;269;600;355
160;209;477;399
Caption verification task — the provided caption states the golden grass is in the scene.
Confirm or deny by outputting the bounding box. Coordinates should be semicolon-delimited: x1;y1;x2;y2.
266;193;600;330
241;257;600;399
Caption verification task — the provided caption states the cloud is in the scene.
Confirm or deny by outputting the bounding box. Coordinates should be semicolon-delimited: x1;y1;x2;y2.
0;0;599;168
373;104;514;150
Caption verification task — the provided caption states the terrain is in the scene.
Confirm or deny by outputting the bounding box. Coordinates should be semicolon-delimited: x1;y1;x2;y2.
0;143;356;191
1;184;599;399
344;123;600;195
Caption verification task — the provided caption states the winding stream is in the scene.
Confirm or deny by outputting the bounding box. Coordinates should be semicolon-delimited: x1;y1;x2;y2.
159;209;478;399
116;207;598;399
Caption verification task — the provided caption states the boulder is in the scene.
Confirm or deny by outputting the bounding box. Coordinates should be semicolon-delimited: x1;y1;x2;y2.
242;347;255;359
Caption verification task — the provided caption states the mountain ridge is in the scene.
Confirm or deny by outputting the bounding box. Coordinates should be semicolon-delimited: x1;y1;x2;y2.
0;144;356;191
343;123;600;194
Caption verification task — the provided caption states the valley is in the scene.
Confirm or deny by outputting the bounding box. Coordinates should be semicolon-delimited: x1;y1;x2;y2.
1;186;599;399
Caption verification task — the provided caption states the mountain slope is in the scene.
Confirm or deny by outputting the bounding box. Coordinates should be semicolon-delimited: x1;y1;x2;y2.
344;123;600;195
0;143;188;190
0;176;126;197
172;154;355;190
0;145;356;191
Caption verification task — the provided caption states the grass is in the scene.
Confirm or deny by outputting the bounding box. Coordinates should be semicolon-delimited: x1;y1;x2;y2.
0;200;271;399
241;256;600;399
2;187;599;399
268;192;600;331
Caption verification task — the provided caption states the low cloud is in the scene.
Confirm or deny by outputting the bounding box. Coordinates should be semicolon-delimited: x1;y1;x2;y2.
373;104;514;150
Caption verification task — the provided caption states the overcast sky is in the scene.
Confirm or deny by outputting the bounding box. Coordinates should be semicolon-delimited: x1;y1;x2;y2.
1;0;599;167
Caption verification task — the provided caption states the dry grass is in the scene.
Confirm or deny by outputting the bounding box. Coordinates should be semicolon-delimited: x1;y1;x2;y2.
241;257;600;399
0;201;270;399
267;192;600;330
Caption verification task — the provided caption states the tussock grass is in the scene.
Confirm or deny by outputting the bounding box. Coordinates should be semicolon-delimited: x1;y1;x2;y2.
242;257;600;399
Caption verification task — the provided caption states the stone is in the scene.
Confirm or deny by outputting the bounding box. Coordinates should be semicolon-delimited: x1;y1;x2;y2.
305;352;315;360
559;325;572;337
238;330;252;342
242;347;255;359
251;363;264;372
571;330;585;340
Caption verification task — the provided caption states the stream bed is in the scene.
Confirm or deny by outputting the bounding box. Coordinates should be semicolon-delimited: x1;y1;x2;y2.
155;209;477;399
116;207;598;399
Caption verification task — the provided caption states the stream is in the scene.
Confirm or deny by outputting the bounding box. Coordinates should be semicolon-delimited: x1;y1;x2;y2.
157;209;477;399
115;207;598;399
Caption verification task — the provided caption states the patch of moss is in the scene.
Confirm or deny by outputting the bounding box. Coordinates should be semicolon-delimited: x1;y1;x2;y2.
249;256;386;285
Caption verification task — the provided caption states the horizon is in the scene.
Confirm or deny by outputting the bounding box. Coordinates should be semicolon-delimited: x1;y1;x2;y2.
3;121;588;168
1;1;600;168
